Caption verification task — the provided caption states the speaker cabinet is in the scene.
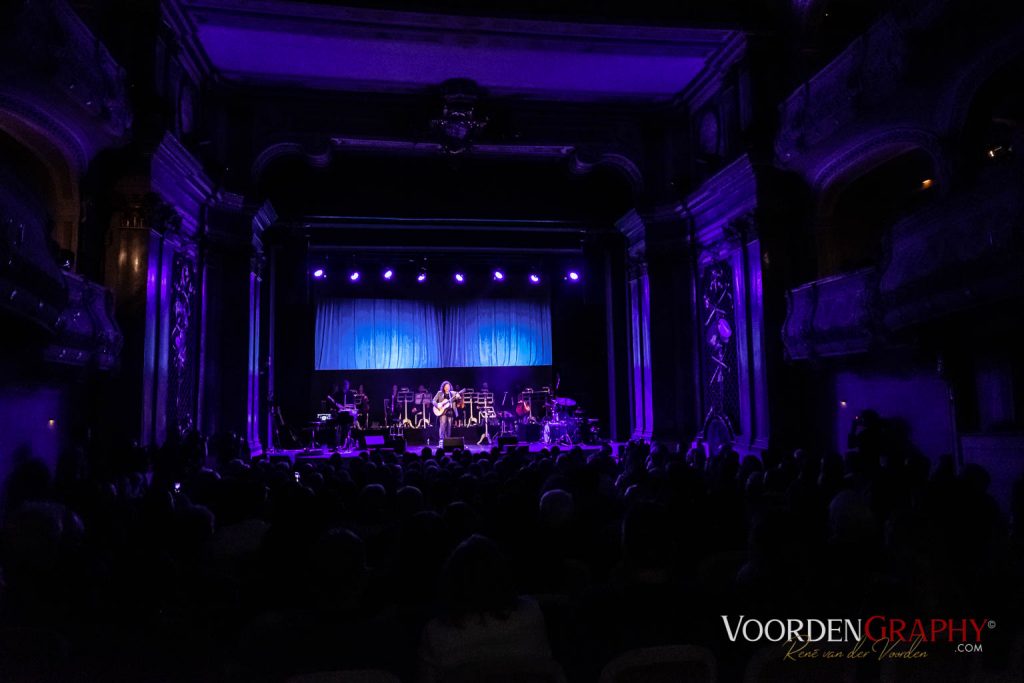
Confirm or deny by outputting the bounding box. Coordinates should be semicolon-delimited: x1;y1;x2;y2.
384;435;406;452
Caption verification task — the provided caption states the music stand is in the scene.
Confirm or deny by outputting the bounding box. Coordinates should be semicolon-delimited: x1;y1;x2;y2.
413;390;431;428
475;391;495;445
398;390;416;428
461;388;477;426
520;388;543;424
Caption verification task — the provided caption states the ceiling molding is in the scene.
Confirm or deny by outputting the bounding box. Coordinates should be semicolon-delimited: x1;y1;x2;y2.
170;0;733;101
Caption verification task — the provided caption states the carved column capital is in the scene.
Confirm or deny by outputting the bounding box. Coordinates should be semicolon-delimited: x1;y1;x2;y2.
626;247;648;281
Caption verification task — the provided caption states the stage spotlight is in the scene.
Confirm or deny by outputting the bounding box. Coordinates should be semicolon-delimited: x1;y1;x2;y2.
312;268;325;279
349;271;360;282
567;270;580;282
528;273;541;284
417;271;427;283
454;272;465;284
493;270;505;281
383;269;394;280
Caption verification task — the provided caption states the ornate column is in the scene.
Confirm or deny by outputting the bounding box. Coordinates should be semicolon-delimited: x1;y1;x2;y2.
106;186;199;445
140;133;212;445
685;155;770;455
247;202;275;454
618;211;654;441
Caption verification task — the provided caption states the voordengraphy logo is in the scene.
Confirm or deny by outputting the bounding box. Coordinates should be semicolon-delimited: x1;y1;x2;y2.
721;616;862;643
721;615;994;660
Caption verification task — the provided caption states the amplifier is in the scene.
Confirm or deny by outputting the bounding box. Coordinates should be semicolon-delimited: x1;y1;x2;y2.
442;437;466;451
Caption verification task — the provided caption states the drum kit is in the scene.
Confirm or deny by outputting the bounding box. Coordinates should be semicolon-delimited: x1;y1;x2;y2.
503;387;591;446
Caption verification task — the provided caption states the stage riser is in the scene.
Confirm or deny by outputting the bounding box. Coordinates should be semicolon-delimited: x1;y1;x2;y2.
353;425;492;447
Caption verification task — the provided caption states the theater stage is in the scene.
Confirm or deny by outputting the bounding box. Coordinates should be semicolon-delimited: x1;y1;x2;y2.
257;440;620;465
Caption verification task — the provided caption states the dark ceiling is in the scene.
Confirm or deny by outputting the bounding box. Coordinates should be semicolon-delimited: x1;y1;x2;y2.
259;151;635;223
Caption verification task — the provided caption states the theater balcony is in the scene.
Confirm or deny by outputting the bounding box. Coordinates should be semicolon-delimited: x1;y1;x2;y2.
783;267;882;360
0;0;129;370
881;151;1024;331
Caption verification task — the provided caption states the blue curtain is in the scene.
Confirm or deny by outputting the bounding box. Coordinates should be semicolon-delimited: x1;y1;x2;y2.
315;298;551;369
315;299;443;370
443;299;552;367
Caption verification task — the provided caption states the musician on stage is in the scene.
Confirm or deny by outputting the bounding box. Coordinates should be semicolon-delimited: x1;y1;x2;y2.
387;384;400;424
329;379;354;409
327;379;355;449
432;380;460;441
356;383;370;428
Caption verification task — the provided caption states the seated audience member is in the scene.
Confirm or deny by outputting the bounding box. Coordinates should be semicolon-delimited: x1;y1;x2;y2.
417;535;552;683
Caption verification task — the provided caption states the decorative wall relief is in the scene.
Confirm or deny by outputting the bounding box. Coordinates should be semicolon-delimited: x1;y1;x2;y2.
171;254;198;435
701;260;740;434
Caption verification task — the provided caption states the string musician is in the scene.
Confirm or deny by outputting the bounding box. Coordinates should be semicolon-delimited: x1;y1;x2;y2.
326;379;356;448
387;384;400;424
432;380;461;441
356;383;370;429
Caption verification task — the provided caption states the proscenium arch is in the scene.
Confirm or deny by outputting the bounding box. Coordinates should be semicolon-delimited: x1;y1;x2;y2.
251;138;645;202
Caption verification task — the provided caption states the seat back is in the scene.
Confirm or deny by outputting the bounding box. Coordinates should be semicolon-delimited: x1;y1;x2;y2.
743;645;855;683
440;657;566;683
599;645;717;683
286;669;402;683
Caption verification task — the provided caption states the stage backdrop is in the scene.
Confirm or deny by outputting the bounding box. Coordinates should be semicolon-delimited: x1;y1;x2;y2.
315;298;552;370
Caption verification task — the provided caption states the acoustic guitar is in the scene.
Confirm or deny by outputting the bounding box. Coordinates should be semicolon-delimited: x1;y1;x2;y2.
432;393;463;417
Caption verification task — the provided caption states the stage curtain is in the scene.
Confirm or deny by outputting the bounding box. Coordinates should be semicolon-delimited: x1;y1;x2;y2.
315;298;443;370
315;298;551;369
443;299;552;367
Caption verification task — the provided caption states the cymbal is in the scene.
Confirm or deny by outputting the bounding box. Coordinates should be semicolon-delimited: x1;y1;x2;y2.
553;397;577;407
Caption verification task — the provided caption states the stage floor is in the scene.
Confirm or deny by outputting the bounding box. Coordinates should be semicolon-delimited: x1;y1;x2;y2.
257;440;619;463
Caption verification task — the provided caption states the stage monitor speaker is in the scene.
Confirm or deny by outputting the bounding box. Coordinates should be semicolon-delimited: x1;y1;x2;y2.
269;455;292;466
364;435;386;448
497;435;518;449
405;428;427;447
442;437;465;451
517;423;541;443
384;435;406;453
